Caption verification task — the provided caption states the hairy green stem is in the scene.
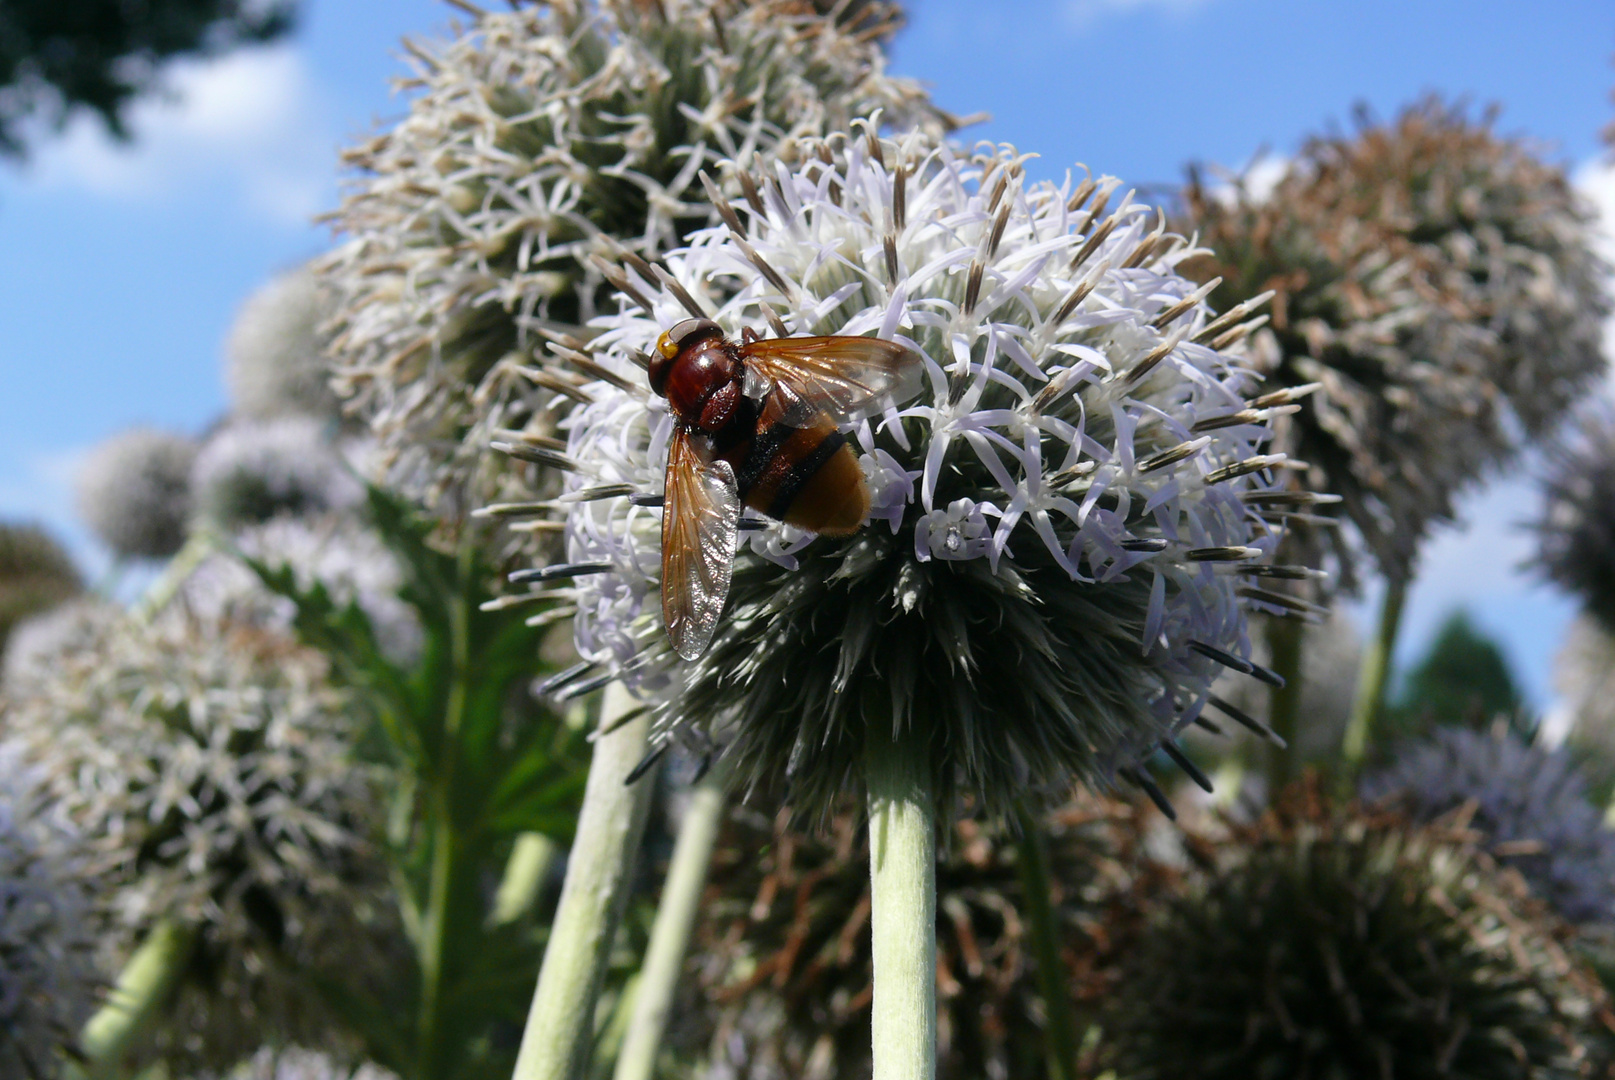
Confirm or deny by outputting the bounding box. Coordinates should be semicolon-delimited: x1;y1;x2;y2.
512;684;661;1080
1341;575;1409;778
1264;617;1307;793
71;918;197;1079
490;832;562;928
866;734;937;1080
1012;803;1078;1080
131;531;217;623
612;760;731;1080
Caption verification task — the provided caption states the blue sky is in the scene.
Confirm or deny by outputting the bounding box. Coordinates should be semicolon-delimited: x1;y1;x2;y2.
2;0;1612;707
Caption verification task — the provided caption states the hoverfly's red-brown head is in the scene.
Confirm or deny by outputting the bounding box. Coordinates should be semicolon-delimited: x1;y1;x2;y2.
648;318;725;398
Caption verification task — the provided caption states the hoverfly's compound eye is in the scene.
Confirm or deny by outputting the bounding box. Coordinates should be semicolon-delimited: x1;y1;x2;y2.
665;318;722;351
649;319;724;397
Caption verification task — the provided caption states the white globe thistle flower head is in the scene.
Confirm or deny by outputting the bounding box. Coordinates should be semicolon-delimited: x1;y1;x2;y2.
1;604;396;1070
225;265;343;423
495;126;1325;817
0;744;99;1078
180;513;424;667
319;0;950;529
75;426;198;560
2;598;112;688
218;1047;399;1080
191;417;366;532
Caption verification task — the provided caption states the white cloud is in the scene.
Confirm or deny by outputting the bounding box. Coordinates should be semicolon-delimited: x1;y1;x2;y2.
1202;152;1290;207
14;44;333;226
1064;0;1212;29
1572;155;1615;394
1572;155;1615;264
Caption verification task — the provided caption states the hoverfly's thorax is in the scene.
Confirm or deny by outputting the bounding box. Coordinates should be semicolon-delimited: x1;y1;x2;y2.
663;341;742;433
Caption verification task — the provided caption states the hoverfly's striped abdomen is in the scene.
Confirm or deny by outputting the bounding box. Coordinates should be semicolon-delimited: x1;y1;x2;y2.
714;397;869;537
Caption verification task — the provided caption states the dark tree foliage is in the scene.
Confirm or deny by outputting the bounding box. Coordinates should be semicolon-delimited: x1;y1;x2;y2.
0;520;80;654
1390;610;1525;741
0;0;295;155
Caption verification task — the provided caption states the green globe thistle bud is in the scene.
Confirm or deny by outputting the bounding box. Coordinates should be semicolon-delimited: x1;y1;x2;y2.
0;520;81;655
225;266;344;423
319;0;948;526
1098;789;1614;1079
668;794;1134;1079
75;427;199;560
2;603;398;1072
1181;99;1609;591
500;127;1320;818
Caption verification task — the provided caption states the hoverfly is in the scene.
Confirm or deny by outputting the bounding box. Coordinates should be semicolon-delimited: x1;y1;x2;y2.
648;318;924;661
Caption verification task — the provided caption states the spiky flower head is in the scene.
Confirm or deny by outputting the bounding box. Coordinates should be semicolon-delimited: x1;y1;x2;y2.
1098;788;1614;1079
319;0;946;526
0;746;100;1079
1181;98;1609;591
0;521;81;655
190;417;365;531
212;1047;399;1080
181;514;424;667
1362;725;1615;924
670;794;1136;1079
502;128;1317;816
0;603;395;1071
225;265;343;423
3;598;114;687
75;426;199;559
1534;408;1615;634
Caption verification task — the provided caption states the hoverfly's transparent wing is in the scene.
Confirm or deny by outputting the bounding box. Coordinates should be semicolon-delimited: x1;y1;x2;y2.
738;335;924;424
661;428;741;661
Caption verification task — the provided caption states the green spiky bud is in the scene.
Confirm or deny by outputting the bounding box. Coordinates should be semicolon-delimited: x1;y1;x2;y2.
1099;789;1614;1079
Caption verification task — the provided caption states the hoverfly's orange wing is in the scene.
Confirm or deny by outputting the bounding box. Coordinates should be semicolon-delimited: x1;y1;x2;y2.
738;335;924;425
661;428;741;661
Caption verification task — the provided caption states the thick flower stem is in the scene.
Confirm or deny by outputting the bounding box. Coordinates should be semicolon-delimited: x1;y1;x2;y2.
512;684;661;1080
612;759;732;1080
1341;575;1409;779
1012;803;1079;1080
131;530;217;623
1264;617;1307;793
71;917;197;1079
866;734;937;1080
